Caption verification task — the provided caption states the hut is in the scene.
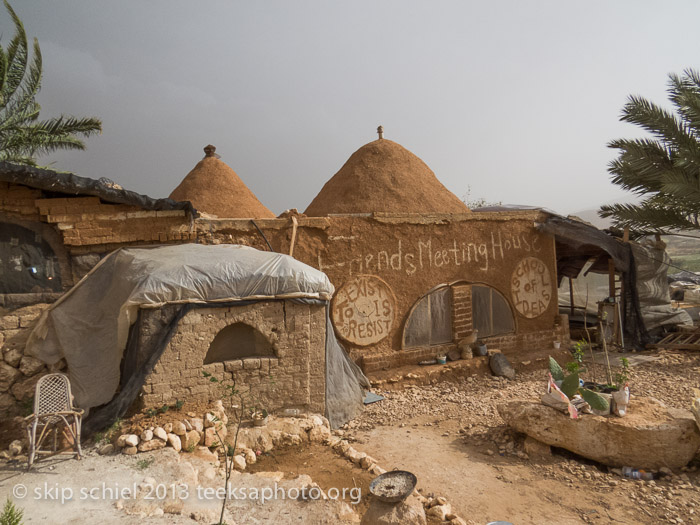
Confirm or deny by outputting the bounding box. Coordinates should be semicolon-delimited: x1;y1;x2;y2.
169;145;275;219
304;129;469;216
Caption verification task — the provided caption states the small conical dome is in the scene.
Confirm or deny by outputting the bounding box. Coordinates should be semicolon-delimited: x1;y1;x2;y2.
170;145;275;218
304;136;469;216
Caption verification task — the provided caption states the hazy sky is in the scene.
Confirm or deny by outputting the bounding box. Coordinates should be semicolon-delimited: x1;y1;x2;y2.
5;1;700;216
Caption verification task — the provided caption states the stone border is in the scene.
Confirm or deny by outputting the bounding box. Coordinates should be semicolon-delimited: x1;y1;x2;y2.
328;435;468;524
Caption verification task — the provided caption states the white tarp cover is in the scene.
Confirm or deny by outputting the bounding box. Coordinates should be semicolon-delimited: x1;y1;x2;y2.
26;244;334;409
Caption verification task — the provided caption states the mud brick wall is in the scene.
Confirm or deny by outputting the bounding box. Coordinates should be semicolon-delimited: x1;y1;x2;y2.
196;211;563;372
0;303;66;418
452;284;473;341
1;182;194;287
140;301;326;415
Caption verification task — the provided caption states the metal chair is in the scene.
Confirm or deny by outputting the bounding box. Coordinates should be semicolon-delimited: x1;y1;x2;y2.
24;373;84;469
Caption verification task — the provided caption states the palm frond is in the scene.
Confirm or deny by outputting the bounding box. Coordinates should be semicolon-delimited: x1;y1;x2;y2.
0;1;102;165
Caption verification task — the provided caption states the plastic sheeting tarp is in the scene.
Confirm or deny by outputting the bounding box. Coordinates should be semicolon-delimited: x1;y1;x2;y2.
25;244;338;410
558;242;692;332
325;313;370;428
631;243;692;331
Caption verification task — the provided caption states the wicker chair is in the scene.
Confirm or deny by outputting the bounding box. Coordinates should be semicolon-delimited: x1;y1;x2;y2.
24;373;84;469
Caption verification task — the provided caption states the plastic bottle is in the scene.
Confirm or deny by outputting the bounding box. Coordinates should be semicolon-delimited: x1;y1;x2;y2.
622;466;654;480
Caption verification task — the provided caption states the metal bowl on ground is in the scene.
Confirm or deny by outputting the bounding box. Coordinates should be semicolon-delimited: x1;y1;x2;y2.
369;470;417;503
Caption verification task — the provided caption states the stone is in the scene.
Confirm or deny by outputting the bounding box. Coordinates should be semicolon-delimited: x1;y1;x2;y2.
124;434;139;448
0;363;21;392
427;503;452;520
122;446;138;455
446;349;461;361
190;417;203;432
141;429;153;442
153;427;167;442
8;440;22;456
183;419;193;431
361;494;426;525
232;454;246;471
3;348;22;368
490;353;515;380
10;374;41;401
449;517;467;525
167;433;182;452
98;444;115;455
163;423;173;433
346;448;367;465
204;413;216;428
191;446;219;464
523;436;551;459
241;447;256;465
19;356;45;377
172;421;187;436
184;430;201;451
498;397;700;469
0;393;15;413
204;426;227;447
360;455;377;469
138;439;166;452
308;425;331;443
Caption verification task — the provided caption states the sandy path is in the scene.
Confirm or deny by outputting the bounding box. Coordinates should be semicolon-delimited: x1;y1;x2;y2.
351;412;649;524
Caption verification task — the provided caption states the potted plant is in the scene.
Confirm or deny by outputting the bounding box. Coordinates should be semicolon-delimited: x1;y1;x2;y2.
548;356;610;417
251;408;268;427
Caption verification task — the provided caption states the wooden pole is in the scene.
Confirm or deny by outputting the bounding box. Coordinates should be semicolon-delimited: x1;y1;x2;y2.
569;277;575;317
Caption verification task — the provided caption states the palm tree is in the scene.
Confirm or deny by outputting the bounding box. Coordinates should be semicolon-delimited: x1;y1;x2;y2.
599;69;700;237
0;0;101;166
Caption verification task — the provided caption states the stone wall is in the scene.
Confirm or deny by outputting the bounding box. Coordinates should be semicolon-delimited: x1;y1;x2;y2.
140;301;326;415
0;303;65;418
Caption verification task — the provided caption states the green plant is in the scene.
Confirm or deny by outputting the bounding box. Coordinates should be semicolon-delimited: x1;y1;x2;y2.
549;356;609;412
185;443;196;453
614;357;630;389
0;498;23;525
174;399;185;411
135;457;155;471
203;370;246;525
0;1;102;166
566;340;587;374
94;418;122;445
600;68;700;236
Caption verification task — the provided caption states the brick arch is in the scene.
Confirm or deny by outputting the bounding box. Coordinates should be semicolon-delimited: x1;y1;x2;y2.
204;321;277;364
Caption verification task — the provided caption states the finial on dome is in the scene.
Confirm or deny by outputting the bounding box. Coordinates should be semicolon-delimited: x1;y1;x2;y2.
377;125;384;140
203;144;216;157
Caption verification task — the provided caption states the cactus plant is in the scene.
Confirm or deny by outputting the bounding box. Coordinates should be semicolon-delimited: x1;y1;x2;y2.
549;356;609;412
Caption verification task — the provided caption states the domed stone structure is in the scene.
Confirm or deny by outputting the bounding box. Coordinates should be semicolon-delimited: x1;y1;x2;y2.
304;132;469;216
170;145;275;218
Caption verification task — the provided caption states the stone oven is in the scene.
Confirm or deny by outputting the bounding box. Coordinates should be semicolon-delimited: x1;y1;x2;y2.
140;301;327;415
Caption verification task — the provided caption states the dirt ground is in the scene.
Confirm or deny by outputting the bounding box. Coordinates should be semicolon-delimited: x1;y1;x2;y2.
3;347;700;524
344;348;700;524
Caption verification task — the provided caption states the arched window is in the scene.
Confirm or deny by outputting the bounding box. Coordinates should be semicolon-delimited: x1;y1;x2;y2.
204;323;275;364
403;286;453;348
0;222;62;293
472;284;515;337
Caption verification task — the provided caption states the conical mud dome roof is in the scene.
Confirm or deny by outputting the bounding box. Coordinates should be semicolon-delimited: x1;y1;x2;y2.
169;145;275;218
304;130;469;216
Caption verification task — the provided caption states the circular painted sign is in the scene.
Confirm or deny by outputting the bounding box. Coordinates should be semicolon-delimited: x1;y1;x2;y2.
331;275;396;346
511;256;552;318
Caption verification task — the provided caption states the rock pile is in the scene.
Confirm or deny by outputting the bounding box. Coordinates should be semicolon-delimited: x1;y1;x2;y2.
114;406;332;474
